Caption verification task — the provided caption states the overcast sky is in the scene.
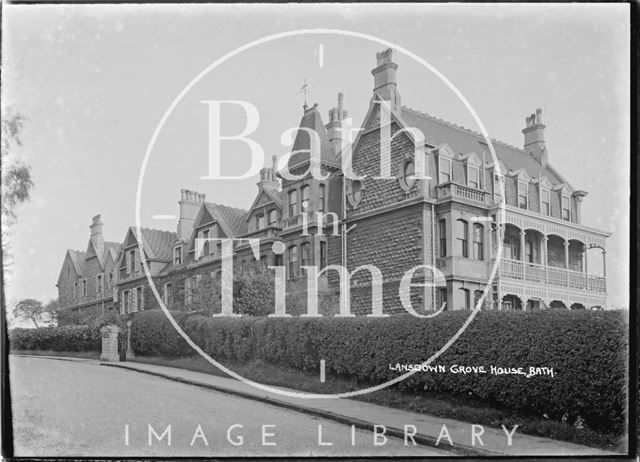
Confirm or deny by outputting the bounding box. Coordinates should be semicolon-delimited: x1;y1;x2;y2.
2;3;629;314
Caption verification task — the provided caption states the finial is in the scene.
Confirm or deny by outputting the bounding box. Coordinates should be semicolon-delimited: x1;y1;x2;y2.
300;79;309;111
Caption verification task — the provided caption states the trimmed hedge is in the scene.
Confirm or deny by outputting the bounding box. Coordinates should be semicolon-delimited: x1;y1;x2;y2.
130;310;200;357
9;326;101;352
131;309;628;434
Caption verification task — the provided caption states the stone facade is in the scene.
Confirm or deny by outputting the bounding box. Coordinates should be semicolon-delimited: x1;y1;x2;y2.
56;48;611;321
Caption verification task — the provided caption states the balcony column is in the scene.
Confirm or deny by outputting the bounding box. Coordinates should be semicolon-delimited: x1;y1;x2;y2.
583;244;588;274
541;235;548;284
519;230;525;262
563;240;569;269
602;249;607;277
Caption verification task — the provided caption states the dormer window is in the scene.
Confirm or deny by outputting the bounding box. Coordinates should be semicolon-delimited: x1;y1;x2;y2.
439;157;452;183
256;213;265;230
541;189;550;216
467;165;480;189
127;249;136;274
301;185;310;213
562;194;571;221
268;209;278;225
202;228;210;255
288;190;298;217
173;245;183;265
518;180;528;210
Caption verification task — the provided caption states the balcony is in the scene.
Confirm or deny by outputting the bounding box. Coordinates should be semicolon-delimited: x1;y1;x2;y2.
436;182;489;204
499;259;606;293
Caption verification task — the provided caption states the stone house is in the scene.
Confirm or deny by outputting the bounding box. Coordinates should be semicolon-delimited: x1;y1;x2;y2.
56;215;120;322
56;48;610;320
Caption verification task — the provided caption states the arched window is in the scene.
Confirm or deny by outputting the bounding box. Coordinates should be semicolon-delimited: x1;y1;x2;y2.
301;185;310;213
473;223;484;260
457;219;468;258
398;159;416;192
288;190;298;217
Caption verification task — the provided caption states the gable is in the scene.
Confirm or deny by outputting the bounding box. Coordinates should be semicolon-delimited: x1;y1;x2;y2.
246;189;282;221
193;205;215;230
56;251;80;287
122;228;138;249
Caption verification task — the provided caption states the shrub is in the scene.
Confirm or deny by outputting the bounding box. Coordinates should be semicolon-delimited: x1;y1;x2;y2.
130;309;628;435
9;325;101;352
129;310;200;357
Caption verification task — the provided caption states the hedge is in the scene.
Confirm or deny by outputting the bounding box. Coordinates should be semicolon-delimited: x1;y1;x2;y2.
131;309;627;434
9;326;101;352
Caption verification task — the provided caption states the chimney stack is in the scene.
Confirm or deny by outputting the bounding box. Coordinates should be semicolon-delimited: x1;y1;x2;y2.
178;189;206;241
326;92;349;155
90;214;104;254
257;156;280;191
371;48;401;113
522;107;547;165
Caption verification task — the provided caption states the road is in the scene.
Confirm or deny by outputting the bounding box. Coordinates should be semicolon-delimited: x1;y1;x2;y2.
9;355;448;457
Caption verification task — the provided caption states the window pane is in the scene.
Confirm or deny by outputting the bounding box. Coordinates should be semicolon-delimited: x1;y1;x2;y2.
468;166;479;188
301;186;310;212
319;184;326;213
457;220;468;258
439;158;451;183
289;190;298;216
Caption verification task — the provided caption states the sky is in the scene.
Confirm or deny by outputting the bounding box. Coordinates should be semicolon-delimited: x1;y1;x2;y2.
2;3;630;314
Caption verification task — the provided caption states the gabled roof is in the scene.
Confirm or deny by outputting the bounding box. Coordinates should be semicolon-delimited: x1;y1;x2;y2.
67;250;86;276
56;249;85;287
400;106;565;186
246;188;283;219
105;242;121;263
121;227;177;262
286;104;339;171
203;203;248;237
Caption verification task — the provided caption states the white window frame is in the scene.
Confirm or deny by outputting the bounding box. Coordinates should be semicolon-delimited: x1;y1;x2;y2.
541;188;551;216
562;194;571;221
173;245;183;265
268;209;278;225
438;156;452;184
467;165;480;189
518;180;529;210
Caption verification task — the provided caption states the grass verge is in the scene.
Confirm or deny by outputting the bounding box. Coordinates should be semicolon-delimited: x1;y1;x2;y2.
10;350;100;360
130;355;626;452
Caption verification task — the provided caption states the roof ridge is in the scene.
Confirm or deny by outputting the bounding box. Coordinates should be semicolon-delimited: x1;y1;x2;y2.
401;105;525;154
